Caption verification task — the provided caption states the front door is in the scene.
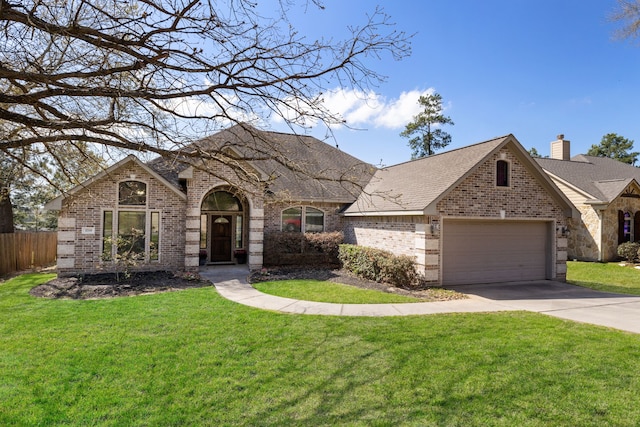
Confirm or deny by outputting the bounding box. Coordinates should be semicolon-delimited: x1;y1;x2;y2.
210;216;232;262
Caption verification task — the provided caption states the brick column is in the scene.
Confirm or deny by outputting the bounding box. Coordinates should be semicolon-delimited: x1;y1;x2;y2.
57;217;77;276
184;208;201;271
248;197;264;270
556;235;568;281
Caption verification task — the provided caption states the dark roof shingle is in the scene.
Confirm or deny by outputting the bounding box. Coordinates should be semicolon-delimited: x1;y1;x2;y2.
149;124;375;202
535;155;640;202
345;135;510;214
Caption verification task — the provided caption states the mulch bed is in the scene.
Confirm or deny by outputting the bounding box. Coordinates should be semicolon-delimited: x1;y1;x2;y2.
29;266;464;301
30;271;212;300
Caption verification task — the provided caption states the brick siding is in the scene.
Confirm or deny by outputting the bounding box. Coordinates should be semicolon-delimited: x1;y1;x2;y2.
263;201;346;233
56;146;572;283
185;165;264;270
343;148;570;284
58;162;186;276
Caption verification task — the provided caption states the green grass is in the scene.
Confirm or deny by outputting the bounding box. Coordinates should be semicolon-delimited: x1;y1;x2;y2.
253;279;425;303
567;261;640;295
2;273;640;426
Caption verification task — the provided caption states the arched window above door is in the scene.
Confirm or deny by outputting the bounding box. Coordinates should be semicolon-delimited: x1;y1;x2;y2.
202;191;242;211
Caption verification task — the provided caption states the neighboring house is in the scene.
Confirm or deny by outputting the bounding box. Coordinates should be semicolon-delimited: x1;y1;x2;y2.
343;134;576;285
536;135;640;262
46;126;577;285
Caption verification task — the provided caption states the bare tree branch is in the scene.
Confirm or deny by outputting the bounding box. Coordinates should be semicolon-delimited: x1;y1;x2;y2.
0;0;410;221
611;0;640;41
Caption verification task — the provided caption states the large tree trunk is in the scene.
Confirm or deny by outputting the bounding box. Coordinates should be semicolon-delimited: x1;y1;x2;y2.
0;187;15;233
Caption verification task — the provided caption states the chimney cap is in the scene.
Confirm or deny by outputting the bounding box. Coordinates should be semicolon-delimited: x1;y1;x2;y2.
557;134;564;140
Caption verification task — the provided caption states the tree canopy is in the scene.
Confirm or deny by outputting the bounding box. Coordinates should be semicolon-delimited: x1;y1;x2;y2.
528;147;541;158
399;93;454;159
587;133;638;165
612;0;640;40
0;0;411;232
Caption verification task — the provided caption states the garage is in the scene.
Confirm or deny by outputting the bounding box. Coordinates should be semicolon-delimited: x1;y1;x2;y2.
442;219;552;285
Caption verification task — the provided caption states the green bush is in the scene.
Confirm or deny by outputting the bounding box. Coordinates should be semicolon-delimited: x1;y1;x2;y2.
263;231;343;265
617;242;640;263
338;244;419;288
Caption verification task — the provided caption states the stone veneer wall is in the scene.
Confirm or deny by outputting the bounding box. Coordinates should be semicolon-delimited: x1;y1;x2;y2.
568;205;601;261
185;167;264;271
263;201;346;233
600;196;640;261
436;148;570;282
57;162;186;276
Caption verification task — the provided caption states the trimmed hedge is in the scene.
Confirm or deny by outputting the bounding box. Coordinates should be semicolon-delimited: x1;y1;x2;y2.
617;241;640;263
338;244;419;288
263;231;343;266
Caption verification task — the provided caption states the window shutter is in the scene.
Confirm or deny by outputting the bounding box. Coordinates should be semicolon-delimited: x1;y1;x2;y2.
618;210;626;244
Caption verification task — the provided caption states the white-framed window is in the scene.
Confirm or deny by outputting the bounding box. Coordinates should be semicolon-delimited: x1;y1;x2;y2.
102;180;160;262
281;206;324;232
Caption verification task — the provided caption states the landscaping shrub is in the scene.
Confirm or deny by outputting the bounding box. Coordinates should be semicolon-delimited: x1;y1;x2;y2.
304;231;343;259
263;231;343;266
338;244;419;288
617;241;640;263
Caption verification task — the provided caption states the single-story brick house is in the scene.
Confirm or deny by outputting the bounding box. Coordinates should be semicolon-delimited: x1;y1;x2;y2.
536;135;640;262
46;125;577;285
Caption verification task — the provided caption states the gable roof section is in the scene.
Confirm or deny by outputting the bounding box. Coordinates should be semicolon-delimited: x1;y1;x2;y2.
154;124;376;203
345;134;576;217
45;155;187;210
536;155;640;204
593;179;637;204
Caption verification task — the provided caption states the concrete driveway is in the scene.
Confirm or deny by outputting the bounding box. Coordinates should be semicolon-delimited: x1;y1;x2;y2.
446;281;640;334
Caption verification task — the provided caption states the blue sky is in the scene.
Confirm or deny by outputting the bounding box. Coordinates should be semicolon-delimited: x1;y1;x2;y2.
266;0;640;167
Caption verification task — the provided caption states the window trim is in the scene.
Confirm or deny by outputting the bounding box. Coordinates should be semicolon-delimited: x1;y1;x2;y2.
102;210;162;264
619;210;634;244
281;206;325;233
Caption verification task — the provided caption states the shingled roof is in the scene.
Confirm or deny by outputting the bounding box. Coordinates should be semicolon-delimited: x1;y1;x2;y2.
344;134;576;217
148;124;376;203
535;155;640;203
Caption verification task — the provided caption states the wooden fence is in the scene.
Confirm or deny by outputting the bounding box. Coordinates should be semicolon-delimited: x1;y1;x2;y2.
0;232;57;276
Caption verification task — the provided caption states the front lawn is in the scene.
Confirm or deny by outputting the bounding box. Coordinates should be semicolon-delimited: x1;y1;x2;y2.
2;273;640;426
567;261;640;295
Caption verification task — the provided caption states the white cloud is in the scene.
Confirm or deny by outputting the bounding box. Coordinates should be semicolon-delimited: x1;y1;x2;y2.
319;87;437;129
162;82;441;133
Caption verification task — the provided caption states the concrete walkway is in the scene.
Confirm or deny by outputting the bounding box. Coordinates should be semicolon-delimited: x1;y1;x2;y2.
199;265;640;334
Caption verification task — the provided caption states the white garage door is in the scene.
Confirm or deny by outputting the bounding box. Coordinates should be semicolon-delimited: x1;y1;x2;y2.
442;220;550;285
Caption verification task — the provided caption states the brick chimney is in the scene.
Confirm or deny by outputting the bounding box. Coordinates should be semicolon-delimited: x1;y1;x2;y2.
550;134;570;160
